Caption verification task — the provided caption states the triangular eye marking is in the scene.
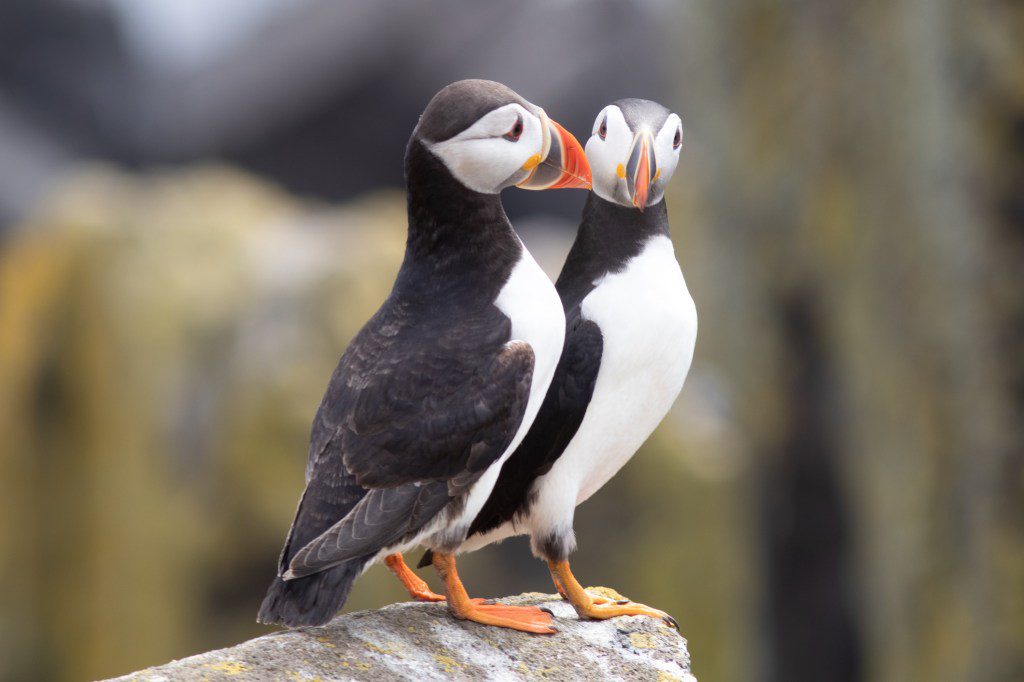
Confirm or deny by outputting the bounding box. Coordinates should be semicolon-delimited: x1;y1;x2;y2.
504;114;524;142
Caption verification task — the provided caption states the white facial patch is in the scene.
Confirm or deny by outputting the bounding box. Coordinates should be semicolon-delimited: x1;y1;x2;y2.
427;103;545;194
649;113;682;206
585;106;683;208
585;105;632;205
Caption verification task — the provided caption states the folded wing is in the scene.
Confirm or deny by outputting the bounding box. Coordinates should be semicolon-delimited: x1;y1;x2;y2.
279;310;535;579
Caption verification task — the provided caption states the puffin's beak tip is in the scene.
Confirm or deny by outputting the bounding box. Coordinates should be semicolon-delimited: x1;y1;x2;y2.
548;118;592;190
517;118;592;191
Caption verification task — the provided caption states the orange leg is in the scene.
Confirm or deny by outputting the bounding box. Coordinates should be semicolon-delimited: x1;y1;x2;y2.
550;572;615;605
548;560;678;630
432;552;557;634
384;553;446;602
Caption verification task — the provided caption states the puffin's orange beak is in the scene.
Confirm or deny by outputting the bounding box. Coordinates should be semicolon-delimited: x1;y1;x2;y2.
517;118;592;191
626;130;656;211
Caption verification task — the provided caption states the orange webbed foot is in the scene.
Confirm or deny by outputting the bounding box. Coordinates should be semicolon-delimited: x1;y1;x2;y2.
432;552;557;634
548;561;679;630
574;598;678;630
451;601;557;635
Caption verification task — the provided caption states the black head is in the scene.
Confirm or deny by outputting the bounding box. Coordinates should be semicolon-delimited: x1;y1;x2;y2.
415;80;530;143
408;79;591;195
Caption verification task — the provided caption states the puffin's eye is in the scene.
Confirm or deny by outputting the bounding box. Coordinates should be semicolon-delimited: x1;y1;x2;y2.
504;115;524;142
598;117;607;140
673;127;682;149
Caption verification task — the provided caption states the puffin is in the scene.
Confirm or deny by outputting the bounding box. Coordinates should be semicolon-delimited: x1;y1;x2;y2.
435;99;696;626
257;79;591;634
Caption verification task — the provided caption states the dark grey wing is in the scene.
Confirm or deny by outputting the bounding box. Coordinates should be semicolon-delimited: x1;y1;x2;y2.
281;323;535;579
284;481;450;579
467;314;603;538
340;340;536;488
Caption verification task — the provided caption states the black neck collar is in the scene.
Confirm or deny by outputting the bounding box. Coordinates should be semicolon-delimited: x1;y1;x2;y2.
555;193;671;309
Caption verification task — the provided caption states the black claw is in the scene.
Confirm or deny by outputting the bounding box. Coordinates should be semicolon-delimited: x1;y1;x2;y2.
663;615;679;630
539;606;554;616
616;600;630;605
482;599;497;605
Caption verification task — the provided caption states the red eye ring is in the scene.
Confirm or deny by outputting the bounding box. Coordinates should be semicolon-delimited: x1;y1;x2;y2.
504;115;524;142
673;127;682;149
598;117;607;140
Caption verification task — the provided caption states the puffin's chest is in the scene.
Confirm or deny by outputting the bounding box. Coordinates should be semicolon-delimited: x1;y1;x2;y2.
582;235;695;387
494;250;565;383
571;235;697;500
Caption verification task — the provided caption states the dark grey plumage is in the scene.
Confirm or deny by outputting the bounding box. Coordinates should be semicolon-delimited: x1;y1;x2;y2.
416;80;529;143
259;80;539;627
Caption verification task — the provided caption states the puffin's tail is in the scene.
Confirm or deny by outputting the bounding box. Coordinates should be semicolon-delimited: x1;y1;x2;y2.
257;558;368;628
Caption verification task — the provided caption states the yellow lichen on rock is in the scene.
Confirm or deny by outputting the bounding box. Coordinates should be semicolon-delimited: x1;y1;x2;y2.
202;660;248;675
432;652;464;674
629;632;661;649
363;641;402;657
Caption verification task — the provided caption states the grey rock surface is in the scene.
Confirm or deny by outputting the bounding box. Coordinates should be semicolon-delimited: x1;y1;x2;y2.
105;593;695;681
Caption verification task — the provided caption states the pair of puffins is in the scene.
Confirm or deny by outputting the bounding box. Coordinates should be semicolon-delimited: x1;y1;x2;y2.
259;80;696;635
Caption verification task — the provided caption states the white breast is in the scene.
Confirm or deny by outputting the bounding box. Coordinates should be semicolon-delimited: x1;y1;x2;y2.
531;235;696;527
447;246;566;533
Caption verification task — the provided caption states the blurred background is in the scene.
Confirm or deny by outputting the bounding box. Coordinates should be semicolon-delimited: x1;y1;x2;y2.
1;1;1022;680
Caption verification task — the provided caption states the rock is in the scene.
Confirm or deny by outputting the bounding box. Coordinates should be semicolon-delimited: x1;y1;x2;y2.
104;593;695;681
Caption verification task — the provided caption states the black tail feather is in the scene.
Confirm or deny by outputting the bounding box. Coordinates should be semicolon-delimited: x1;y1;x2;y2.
416;549;434;569
257;558;368;628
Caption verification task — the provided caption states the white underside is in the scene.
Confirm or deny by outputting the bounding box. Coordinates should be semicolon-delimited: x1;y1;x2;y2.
459;235;697;555
378;244;565;560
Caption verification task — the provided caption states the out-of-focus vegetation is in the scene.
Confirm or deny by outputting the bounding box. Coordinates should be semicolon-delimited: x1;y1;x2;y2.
0;168;414;680
1;1;1023;682
666;2;1024;680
